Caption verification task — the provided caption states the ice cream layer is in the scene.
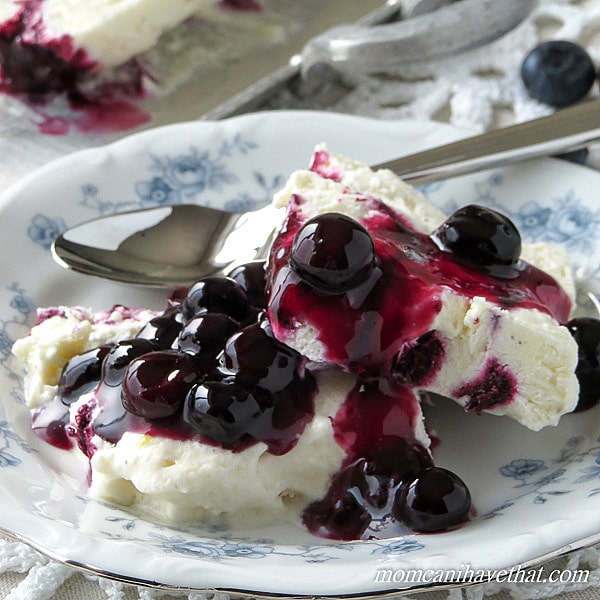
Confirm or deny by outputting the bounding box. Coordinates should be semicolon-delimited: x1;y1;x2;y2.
267;148;579;431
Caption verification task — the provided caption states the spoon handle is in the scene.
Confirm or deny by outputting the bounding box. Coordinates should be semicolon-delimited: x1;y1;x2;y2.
375;100;600;184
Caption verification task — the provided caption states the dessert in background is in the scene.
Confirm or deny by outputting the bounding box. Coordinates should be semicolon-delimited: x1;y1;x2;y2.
0;0;302;131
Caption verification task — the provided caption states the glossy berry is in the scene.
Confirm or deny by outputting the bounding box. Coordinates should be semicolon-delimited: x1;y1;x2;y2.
183;379;267;445
121;351;198;419
178;313;240;358
431;205;521;278
136;306;185;348
566;317;600;411
227;260;267;308
182;277;250;321
393;467;471;532
59;344;113;404
222;323;301;391
521;41;595;108
101;339;159;386
290;213;376;294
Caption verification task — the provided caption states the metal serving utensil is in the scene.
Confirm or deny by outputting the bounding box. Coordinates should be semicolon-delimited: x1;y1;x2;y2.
52;100;600;287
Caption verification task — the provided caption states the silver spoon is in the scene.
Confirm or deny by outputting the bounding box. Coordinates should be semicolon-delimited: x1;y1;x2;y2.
53;100;600;287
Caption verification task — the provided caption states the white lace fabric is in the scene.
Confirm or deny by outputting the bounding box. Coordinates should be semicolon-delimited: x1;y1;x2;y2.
3;1;600;598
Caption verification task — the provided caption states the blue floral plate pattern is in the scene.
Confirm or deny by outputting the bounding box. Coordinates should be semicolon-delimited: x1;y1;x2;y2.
1;111;600;597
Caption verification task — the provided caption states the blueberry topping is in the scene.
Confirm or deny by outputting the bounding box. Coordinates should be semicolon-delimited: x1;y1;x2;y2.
178;313;240;359
121;351;199;419
102;339;159;386
290;213;376;294
221;323;302;391
182;277;251;321
392;467;471;532
137;306;185;348
521;41;595;108
566;317;600;411
183;379;271;446
431;205;521;278
184;322;316;454
227;260;267;308
59;344;114;404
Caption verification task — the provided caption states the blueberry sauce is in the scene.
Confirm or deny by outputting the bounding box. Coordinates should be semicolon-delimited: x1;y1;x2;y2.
303;380;433;539
0;1;97;97
268;196;571;380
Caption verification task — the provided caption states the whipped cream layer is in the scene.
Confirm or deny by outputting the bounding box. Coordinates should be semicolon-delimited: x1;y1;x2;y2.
267;148;579;431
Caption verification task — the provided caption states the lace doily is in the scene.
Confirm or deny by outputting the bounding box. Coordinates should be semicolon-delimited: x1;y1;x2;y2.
4;1;600;599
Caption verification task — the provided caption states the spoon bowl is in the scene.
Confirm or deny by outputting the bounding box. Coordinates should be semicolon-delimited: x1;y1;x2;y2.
52;203;282;287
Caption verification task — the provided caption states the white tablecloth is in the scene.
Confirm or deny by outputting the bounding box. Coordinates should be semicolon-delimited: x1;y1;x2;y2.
2;0;600;598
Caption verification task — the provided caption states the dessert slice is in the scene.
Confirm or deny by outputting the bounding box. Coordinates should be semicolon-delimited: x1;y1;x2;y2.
266;147;579;431
0;0;279;102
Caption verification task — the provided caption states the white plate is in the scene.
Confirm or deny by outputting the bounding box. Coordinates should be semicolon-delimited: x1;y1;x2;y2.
1;111;600;597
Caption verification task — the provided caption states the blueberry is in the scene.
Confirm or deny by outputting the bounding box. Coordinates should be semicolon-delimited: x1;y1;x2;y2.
392;467;471;532
178;313;240;358
521;41;595;108
136;306;185;348
101;339;159;386
59;344;113;405
121;351;199;419
182;277;251;322
290;213;376;294
431;204;521;278
227;260;267;308
221;323;302;392
566;317;600;412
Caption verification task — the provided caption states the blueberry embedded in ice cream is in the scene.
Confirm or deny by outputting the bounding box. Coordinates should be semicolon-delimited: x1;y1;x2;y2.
431;204;522;279
393;466;471;532
290;213;376;294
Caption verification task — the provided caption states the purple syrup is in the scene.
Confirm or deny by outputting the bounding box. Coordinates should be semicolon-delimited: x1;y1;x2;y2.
32;397;72;450
0;1;97;96
302;380;432;539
